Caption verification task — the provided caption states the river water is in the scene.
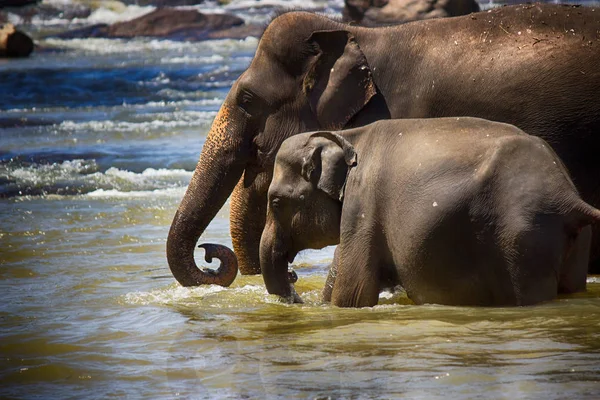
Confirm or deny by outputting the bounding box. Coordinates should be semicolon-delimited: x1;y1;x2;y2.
1;1;600;399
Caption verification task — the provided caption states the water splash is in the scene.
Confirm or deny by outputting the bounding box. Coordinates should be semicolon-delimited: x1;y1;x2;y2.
42;36;258;55
59;111;216;132
0;160;192;198
124;284;230;306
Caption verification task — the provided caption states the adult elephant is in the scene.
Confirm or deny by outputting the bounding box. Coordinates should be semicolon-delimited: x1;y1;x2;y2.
167;4;600;286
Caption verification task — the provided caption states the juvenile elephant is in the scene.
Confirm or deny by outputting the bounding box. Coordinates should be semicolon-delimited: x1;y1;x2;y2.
260;118;600;307
167;4;600;287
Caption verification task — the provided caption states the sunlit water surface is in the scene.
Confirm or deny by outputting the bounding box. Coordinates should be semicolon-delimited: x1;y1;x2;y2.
1;1;600;398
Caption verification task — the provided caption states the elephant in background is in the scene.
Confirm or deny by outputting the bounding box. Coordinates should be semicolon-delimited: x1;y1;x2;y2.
167;4;600;287
260;118;599;307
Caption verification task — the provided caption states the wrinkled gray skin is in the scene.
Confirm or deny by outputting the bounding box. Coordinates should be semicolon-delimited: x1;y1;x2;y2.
167;4;600;287
261;118;600;307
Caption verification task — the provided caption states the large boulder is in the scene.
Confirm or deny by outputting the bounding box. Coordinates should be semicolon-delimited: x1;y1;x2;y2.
0;1;91;23
53;8;263;41
343;0;480;26
108;8;243;38
0;23;33;57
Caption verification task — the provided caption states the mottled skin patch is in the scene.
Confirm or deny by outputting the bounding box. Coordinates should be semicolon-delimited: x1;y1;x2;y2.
201;105;232;162
180;104;236;213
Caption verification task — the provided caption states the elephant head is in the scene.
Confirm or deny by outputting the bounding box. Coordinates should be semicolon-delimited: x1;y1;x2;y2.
260;131;357;301
167;12;376;286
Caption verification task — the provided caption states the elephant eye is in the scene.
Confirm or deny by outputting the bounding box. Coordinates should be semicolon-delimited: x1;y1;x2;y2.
241;92;252;105
239;90;255;114
239;89;271;118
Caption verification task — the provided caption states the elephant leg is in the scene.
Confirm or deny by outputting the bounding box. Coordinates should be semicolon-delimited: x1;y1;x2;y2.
582;189;600;274
588;209;600;273
589;233;600;274
507;224;564;306
322;247;340;303
330;239;380;307
567;164;600;274
230;173;269;275
559;225;591;294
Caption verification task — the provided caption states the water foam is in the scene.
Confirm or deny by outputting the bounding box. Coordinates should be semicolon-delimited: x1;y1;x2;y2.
42;36;258;55
58;111;216;132
13;3;155;27
43;38;206;54
160;54;226;65
86;166;192;192
1;160;193;198
83;4;154;25
5;98;223;114
123;284;267;306
85;187;185;198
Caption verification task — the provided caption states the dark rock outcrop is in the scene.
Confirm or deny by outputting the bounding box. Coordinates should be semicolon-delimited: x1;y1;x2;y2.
53;8;263;41
0;23;33;57
343;0;480;26
109;8;243;38
1;1;91;22
120;0;206;5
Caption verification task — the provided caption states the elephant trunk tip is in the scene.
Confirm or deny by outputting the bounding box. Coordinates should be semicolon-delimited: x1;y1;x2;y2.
291;287;303;304
196;243;239;287
286;269;303;304
275;284;304;304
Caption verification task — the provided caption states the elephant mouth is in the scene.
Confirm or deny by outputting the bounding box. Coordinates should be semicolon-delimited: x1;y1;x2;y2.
287;268;298;284
274;250;298;282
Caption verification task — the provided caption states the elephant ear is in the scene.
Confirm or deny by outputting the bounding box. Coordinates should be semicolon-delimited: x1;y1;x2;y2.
303;30;376;130
301;131;357;201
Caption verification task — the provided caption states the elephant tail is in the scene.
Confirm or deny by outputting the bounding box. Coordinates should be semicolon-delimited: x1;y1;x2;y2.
569;198;600;228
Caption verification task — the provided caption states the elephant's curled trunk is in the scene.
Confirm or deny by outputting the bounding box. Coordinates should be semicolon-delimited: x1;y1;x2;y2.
167;103;248;287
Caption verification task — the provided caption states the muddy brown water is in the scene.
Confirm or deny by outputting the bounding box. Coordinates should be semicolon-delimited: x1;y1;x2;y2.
2;184;600;399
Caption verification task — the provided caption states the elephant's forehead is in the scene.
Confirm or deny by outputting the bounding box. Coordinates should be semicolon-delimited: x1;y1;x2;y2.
238;48;297;100
271;162;298;195
281;132;311;152
255;12;324;74
272;154;302;181
260;12;316;52
275;151;308;175
278;137;298;156
273;157;296;176
242;50;275;82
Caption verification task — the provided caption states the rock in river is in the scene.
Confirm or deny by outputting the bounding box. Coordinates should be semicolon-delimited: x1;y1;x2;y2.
0;23;33;57
53;7;264;41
